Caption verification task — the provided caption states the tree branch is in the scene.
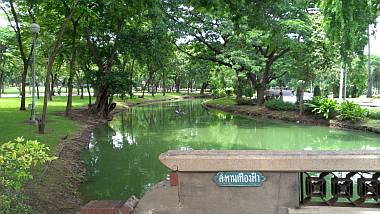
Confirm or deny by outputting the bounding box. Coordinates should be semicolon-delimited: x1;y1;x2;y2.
105;20;123;73
175;43;232;67
269;70;288;82
85;33;104;71
273;48;290;61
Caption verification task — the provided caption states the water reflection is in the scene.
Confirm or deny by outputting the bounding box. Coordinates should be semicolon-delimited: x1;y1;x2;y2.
80;99;380;201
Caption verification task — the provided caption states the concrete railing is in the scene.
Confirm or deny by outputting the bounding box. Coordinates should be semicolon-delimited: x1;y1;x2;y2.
159;150;380;214
159;150;380;172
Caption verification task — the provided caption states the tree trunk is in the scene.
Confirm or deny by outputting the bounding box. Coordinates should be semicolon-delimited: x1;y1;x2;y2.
296;87;302;104
39;0;79;134
95;88;108;114
49;73;57;101
1;78;4;94
65;23;77;116
86;77;91;106
36;82;39;99
175;75;180;93
151;83;155;96
187;80;190;95
80;84;84;99
20;64;28;110
129;59;135;99
236;76;244;99
142;81;147;98
256;87;265;105
3;0;33;110
299;87;304;116
162;70;166;96
200;82;209;95
0;71;3;98
76;77;80;95
234;68;245;99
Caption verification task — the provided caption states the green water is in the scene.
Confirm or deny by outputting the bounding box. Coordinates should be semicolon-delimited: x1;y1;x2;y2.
80;99;380;201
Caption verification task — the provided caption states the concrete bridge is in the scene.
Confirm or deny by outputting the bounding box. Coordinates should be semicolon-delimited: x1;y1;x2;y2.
82;150;380;214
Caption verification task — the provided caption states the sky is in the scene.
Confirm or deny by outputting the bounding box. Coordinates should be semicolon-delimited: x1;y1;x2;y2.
0;12;380;56
365;17;380;56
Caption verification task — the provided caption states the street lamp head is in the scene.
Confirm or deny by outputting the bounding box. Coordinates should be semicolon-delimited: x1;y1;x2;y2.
30;23;40;34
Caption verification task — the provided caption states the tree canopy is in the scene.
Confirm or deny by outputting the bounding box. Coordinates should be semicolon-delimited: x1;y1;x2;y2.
0;0;378;130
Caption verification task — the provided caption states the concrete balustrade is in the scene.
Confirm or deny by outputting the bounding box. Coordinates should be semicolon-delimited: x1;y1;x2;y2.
159;150;380;172
142;150;380;214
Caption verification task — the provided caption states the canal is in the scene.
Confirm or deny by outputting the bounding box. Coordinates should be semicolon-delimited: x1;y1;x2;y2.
80;99;380;201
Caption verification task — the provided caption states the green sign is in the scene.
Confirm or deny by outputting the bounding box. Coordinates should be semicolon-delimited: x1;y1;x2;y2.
213;172;266;187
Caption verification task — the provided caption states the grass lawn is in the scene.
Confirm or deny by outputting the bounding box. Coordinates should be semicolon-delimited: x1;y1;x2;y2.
0;96;88;151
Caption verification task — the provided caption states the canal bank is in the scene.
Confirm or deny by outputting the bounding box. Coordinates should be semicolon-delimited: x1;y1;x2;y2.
25;95;209;214
202;100;380;135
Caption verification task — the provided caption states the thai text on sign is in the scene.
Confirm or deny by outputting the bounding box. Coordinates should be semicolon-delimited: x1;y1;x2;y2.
213;172;266;187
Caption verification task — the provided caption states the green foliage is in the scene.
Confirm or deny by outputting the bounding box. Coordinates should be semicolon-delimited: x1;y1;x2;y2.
350;85;359;98
236;98;255;106
225;87;234;96
337;101;368;121
368;109;380;120
306;96;337;119
321;0;378;68
206;97;236;106
212;88;226;97
264;99;295;111
243;86;254;98
0;137;56;214
105;71;134;99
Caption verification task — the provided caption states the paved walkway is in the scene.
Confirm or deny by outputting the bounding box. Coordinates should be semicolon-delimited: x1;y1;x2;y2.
134;181;180;214
268;89;380;108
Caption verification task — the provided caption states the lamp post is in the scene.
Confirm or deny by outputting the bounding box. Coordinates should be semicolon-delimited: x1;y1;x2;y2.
30;23;40;122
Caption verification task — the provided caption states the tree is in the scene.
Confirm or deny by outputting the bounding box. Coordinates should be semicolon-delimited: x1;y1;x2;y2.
0;26;15;98
0;0;35;110
65;1;84;116
320;0;379;99
166;0;311;104
38;0;79;133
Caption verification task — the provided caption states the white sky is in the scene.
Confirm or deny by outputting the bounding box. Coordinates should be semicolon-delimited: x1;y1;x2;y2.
365;17;380;56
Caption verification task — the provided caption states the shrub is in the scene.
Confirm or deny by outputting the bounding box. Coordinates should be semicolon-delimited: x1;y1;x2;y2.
306;96;337;119
368;109;380;120
212;89;226;97
225;87;234;96
0;137;56;214
236;98;255;105
243;86;254;98
264;99;295;111
336;101;368;121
